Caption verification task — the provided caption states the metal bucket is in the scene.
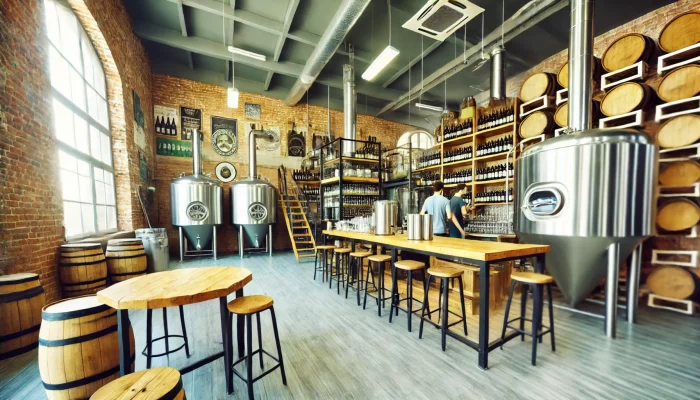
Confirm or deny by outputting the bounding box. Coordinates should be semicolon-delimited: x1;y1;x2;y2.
135;228;170;273
388;201;399;227
421;214;433;240
407;214;422;240
374;201;393;235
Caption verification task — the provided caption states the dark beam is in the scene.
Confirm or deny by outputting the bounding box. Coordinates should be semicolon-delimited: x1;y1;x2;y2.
265;0;300;91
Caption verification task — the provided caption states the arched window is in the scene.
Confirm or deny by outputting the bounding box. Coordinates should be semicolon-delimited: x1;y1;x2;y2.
45;0;117;238
396;130;436;150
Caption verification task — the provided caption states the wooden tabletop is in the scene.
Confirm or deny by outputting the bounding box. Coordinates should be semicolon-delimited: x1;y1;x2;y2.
97;267;252;310
323;230;549;262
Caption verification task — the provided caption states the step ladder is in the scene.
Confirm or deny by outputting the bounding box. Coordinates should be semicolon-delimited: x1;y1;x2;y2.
279;195;317;261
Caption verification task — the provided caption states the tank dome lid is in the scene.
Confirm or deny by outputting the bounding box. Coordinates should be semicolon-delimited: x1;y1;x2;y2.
520;129;653;159
172;174;222;186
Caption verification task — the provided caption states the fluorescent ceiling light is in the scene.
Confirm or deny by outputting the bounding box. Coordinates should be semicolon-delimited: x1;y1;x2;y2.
415;102;444;113
227;46;266;61
362;45;400;81
227;87;239;108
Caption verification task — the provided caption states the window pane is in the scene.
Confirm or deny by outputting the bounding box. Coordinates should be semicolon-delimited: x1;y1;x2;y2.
104;170;114;186
93;61;106;98
60;169;80;202
49;46;71;99
105;182;115;206
53;99;75;147
101;132;111;166
107;206;117;230
81;37;94;87
70;67;86;111
86;86;99;122
79;175;92;203
58;150;77;172
45;1;61;47
95;181;105;204
63;201;83;237
77;159;90;176
96;205;107;231
73;114;89;155
56;5;82;72
90;125;102;162
93;166;104;182
81;203;95;234
97;98;109;128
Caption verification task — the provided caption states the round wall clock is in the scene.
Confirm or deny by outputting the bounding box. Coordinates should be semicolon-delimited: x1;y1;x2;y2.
212;128;237;156
215;162;236;183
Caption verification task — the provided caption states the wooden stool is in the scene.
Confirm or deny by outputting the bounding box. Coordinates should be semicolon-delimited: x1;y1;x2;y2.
227;295;286;400
346;251;372;306
91;367;185;400
332;248;352;294
389;260;427;332
142;306;190;368
500;271;556;366
419;267;468;351
314;245;336;282
363;254;392;317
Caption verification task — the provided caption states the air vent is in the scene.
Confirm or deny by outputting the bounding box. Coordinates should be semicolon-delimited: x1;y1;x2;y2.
403;0;484;42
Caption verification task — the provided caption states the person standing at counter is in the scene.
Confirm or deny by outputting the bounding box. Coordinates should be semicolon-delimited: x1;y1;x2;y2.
448;184;471;238
420;181;450;237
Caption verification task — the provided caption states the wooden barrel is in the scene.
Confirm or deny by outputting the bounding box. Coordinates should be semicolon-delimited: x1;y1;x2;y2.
106;238;147;284
601;33;655;72
91;367;185;400
553;100;600;127
0;273;46;360
659;11;700;53
557;57;602;88
59;243;107;298
519;72;556;102
659;160;700;187
657;199;700;231
647;266;700;300
38;295;135;399
600;82;654;117
657;65;700;103
657;115;700;149
519;111;554;139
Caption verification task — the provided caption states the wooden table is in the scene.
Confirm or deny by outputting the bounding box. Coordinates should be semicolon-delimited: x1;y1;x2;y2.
97;267;252;394
323;230;550;370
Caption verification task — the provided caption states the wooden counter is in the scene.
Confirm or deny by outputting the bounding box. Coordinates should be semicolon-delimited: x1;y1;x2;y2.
323;230;549;370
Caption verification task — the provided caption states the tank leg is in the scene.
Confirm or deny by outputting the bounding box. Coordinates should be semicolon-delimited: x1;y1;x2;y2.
627;242;642;324
605;242;620;339
178;227;184;262
269;225;273;257
213;226;218;260
239;226;244;259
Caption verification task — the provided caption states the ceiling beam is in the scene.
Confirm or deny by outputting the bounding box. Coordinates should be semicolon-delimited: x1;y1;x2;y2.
377;0;569;115
175;0;195;70
265;0;300;91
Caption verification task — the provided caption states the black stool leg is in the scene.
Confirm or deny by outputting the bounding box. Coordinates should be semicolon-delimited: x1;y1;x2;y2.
356;258;362;306
547;283;556;352
179;305;190;357
313;250;318;280
330;252;337;289
245;314;254;400
336;254;342;295
520;283;528;341
146;309;153;368
500;280;517;350
389;266;398;324
531;284;542;366
345;257;353;299
438;279;444;324
457;276;468;336
441;277;449;351
407;271;413;332
256;313;263;369
163;308;169;355
270;306;287;385
378;262;384;317
363;261;372;310
419;275;432;339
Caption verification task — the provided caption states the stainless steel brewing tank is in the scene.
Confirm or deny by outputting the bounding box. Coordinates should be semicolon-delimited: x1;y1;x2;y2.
514;129;657;305
170;174;223;248
230;177;277;247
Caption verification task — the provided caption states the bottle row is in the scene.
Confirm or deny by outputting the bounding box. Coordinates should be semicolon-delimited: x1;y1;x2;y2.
477;107;515;131
301;188;319;197
476;137;513;157
418;172;440;187
443;118;474;141
444;169;472;184
323;184;379;197
323;196;378;208
293;169;319;182
155;117;177;135
475;163;514;181
444;146;472;163
474;189;514;204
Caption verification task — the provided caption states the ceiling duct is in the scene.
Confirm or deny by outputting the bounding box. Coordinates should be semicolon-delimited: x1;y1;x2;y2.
567;0;595;131
284;0;371;106
402;0;484;42
489;46;506;100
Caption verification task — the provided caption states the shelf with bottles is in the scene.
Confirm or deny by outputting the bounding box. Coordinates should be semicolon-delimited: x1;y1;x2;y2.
473;162;514;183
443;168;473;185
323;156;379;165
441;119;475;146
474;188;514;204
475;102;517;134
323;184;379;197
415;149;442;171
442;145;473;164
473;136;514;160
320;176;379;185
415;171;440;188
320;137;382;163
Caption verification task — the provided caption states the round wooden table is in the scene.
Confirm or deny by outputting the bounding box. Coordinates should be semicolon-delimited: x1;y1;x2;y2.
97;267;252;395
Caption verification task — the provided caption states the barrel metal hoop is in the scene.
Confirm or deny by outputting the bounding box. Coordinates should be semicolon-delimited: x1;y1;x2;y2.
41;355;135;391
59;259;106;267
0;286;45;303
59;252;104;259
105;253;146;260
61;277;107;288
42;303;112;321
39;324;118;347
162;378;184;400
109;269;148;277
0;342;39;360
0;323;41;341
0;275;39;286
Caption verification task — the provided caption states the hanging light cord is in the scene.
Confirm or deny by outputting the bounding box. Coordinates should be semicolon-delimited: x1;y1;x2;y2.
502;0;505;46
388;0;392;46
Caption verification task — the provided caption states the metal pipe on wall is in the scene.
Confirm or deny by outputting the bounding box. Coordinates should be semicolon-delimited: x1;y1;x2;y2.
567;0;595;131
490;46;506;101
248;129;273;178
343;64;356;155
192;129;202;177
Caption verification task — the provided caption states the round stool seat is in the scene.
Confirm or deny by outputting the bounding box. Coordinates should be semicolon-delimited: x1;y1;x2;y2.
427;267;463;278
394;260;425;271
316;245;336;250
511;271;553;284
227;295;274;315
350;251;372;258
91;367;184;400
334;248;352;254
368;254;392;263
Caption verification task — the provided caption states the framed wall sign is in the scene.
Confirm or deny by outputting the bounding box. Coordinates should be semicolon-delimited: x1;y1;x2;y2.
180;106;202;141
287;126;306;157
156;137;192;158
211;116;237;156
155;105;178;136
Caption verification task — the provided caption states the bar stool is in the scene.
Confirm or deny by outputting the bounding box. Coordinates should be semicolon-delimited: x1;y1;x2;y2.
142;306;190;368
346;251;372;306
91;367;186;399
332;247;352;293
314;245;336;282
363;254;393;316
418;267;468;351
389;259;426;332
500;271;555;366
227;295;286;399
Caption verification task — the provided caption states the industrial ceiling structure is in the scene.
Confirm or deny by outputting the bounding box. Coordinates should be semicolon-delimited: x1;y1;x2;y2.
125;0;674;130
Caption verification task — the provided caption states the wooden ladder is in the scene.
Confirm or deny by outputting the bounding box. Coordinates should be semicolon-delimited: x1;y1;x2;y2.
279;195;317;262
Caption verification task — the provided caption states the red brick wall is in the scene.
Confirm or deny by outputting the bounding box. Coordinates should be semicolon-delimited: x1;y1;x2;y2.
0;0;153;302
151;74;416;253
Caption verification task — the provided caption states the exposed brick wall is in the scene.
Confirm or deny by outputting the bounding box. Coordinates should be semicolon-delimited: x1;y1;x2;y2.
0;0;153;302
152;74;416;253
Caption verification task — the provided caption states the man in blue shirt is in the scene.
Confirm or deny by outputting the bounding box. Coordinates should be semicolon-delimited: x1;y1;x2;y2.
420;181;451;236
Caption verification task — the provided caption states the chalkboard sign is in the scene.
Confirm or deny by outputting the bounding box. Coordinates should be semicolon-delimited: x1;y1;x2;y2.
287;128;305;157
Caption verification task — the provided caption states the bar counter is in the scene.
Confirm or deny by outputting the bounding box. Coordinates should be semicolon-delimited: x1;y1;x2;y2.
323;229;550;370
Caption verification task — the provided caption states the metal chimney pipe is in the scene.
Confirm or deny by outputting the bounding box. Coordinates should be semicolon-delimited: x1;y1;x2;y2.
567;0;595;132
248;128;273;178
490;46;506;100
343;64;356;155
192;129;202;177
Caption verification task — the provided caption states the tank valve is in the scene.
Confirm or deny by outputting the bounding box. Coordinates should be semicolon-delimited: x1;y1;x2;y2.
195;234;202;250
255;234;260;248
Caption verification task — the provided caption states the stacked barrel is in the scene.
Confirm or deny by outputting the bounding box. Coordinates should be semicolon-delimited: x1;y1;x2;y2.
0;273;46;360
59;243;108;297
554;57;602;129
518;72;558;139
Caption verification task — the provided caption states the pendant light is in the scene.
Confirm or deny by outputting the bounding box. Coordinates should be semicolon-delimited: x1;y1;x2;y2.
224;2;239;108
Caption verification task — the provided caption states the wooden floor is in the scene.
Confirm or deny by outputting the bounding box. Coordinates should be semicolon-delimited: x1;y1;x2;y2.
2;251;699;399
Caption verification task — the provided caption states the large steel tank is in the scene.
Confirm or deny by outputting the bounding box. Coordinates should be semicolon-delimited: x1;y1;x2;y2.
230;128;277;257
514;130;657;306
170;130;223;259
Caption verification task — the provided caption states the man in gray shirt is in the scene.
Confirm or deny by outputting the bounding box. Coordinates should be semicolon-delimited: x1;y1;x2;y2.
420;181;451;236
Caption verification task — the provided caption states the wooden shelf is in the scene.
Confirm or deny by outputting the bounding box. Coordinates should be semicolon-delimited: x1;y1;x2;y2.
441;134;474;147
321;176;379;185
324;193;379;197
413;164;442;172
473;178;508;185
444;183;473;188
323;157;379;166
475;123;515;138
442;159;473;168
473;151;511;162
474;202;510;206
295;180;320;186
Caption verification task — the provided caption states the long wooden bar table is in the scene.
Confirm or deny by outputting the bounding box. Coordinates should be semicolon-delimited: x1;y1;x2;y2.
323;230;550;370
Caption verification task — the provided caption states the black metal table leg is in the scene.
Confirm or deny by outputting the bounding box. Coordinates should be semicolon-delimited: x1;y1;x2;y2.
477;260;489;370
117;309;132;376
219;297;233;394
146;309;152;368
